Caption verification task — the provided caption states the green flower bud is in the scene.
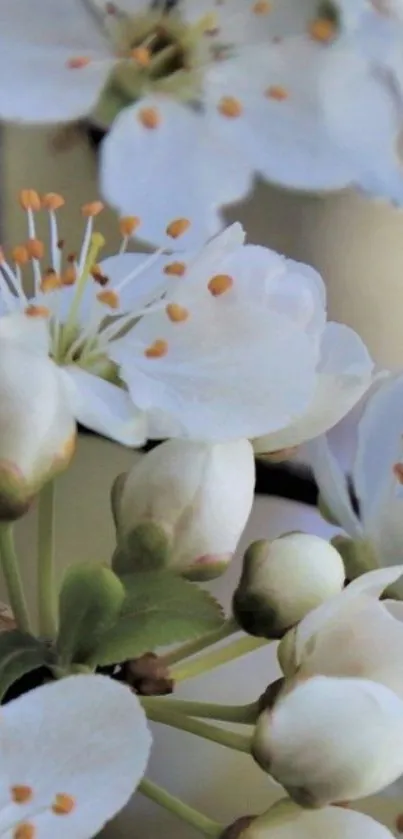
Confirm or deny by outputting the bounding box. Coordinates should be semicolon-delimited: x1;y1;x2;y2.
331;536;378;580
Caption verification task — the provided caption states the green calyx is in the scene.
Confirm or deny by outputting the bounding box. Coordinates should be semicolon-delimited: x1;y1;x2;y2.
92;11;205;128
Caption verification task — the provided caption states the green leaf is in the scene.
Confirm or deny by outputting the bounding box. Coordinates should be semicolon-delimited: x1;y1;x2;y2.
112;523;171;575
92;571;225;666
57;563;126;664
0;631;47;702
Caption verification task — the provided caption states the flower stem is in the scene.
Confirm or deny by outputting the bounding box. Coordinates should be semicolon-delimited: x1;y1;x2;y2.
138;778;223;838
0;523;31;633
170;636;270;682
146;705;252;753
142;696;259;724
37;480;57;639
162;617;239;667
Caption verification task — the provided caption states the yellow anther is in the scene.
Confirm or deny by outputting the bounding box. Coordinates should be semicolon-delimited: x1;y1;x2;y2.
208;273;233;296
81;201;104;218
19;190;41;211
13;824;35;839
11;785;33;804
42;192;65;211
308;18;336;43
12;245;29;265
91;265;109;286
67;56;91;69
131;46;151;67
144;339;169;359
62;265;77;287
218;96;243;118
26;238;44;260
166;303;189;322
166;218;191;239
253;1;271;13
164;261;187;277
52;793;76;815
119;216;141;237
138;107;161;129
265;85;289;101
40;270;62;293
96;289;120;309
25;305;50;318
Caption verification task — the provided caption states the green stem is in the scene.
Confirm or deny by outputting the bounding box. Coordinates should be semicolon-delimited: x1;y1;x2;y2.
171;635;270;682
37;480;57;639
162;617;239;667
138;778;223;838
142;696;259;724
146;706;252;754
0;524;31;633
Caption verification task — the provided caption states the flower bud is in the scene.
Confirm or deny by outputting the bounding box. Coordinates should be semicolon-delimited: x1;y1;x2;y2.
331;535;378;581
233;798;396;839
233;533;345;638
252;675;403;807
0;342;76;519
114;439;255;580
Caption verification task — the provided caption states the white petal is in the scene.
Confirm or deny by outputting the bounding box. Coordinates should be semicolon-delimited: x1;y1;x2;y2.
60;366;147;446
0;313;50;355
98;252;171;312
101;96;253;248
204;38;358;192
307;435;363;537
0;675;151;839
182;0;320;45
246;799;395;839
254;323;373;453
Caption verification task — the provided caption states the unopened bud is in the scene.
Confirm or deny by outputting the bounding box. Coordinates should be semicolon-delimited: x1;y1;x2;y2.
233;534;345;638
331;535;377;581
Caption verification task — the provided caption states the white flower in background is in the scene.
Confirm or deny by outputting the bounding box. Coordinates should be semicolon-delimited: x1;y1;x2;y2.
278;565;403;700
0;673;151;839
233;533;345;638
114;438;255;579
2;195;373;444
0;313;76;519
308;373;403;568
238;797;396;839
252;673;403;807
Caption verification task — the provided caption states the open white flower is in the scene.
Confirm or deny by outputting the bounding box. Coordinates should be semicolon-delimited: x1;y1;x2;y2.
308;373;403;568
0;673;151;838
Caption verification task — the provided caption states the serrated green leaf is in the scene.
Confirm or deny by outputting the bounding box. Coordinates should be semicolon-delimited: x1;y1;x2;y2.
91;571;225;666
0;631;47;702
112;522;171;575
57;563;126;665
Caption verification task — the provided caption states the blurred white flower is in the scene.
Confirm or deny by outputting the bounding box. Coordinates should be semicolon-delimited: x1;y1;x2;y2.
0;673;151;839
115;438;255;579
239;797;396;839
308;374;403;568
252;673;403;807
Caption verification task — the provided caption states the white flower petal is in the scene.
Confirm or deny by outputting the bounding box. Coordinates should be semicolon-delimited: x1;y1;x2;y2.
101;96;253;248
98;252;171;312
245;799;395;839
182;0;319;45
254;323;374;453
307;435;363;537
0;675;151;839
60;366;147;446
0;313;50;355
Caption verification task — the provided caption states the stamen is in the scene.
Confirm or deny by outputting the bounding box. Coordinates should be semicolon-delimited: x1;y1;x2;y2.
42;193;65;211
131;46;151;67
96;289;120;309
166;218;191;238
164;261;187;276
19;190;41;211
61;233;105;354
52;793;76;815
25;305;50;318
62;265;77;287
81;201;104;218
67;56;91;69
26;238;44;260
78;203;104;276
308;18;336;42
208;274;233;296
114;247;165;293
12;245;29;266
166;303;189;322
265;85;289;101
13;824;35;839
11;785;33;804
23;201;42;294
144;338;168;358
119;216;141;237
0;253;27;303
138;107;161;129
41;269;62;293
91;265;109;286
253;0;272;12
218;96;243;118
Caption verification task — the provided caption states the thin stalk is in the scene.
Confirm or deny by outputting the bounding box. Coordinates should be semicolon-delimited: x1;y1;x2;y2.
142;696;259;724
0;523;31;632
146;705;252;754
162;617;239;667
37;480;57;638
171;636;270;682
139;778;223;838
